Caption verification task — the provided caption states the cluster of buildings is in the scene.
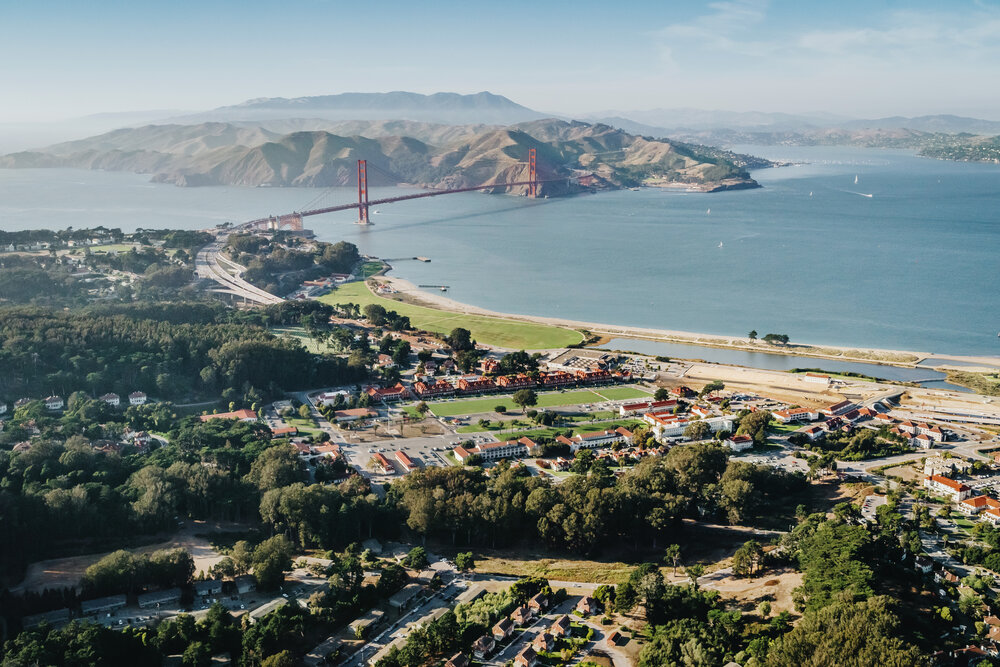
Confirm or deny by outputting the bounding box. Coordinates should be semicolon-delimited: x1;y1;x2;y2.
1;391;148;417
372;367;629;403
790;399;946;448
478;593;553;667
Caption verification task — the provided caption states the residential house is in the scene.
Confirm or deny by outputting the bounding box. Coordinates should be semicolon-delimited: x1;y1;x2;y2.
539;370;576;387
923;475;972;502
129;391;147;406
528;593;548;613
689;405;713;419
510;605;533;625
376;354;396;369
472;635;496;659
492;618;514;641
532;633;555;653
576;596;600;615
99;393;120;407
983;508;1000;527
550;615;571;637
13;398;31;409
575;368;612;384
914;556;934;574
271;426;298;438
444;652;469;667
671;386;695;398
515;646;537;667
724;434;754;452
44;395;64;411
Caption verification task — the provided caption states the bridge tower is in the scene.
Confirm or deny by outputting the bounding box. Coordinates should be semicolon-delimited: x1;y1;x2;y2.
357;159;371;224
527;148;537;198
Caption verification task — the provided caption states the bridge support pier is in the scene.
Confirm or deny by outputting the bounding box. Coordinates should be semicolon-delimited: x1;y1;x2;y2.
357;160;371;224
528;148;537;198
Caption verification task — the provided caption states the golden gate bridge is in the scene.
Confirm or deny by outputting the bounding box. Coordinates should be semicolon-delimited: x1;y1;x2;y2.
240;148;565;231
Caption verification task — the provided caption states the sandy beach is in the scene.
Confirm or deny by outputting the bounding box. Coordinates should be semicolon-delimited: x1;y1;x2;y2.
378;275;1000;371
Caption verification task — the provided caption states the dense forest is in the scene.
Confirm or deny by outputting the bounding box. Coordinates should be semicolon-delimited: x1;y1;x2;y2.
0;302;366;405
226;234;361;295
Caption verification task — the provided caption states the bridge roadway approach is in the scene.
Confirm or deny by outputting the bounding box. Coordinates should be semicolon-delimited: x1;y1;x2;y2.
195;236;283;306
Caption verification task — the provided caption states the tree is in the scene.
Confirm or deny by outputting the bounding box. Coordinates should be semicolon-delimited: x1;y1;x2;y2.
512;389;538;414
297;404;311;419
732;540;764;577
762;333;790;345
494;405;507;414
261;651;297;667
446;327;474;352
653;387;671;401
664;544;681;576
699;380;724;398
252;536;293;590
455;552;475;571
402;546;429;569
748;330;758;341
685;564;705;589
683;420;711;441
416;402;429;417
765;596;930;666
363;304;388;326
758;600;771;618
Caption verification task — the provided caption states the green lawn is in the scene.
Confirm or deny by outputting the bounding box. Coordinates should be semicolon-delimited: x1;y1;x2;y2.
426;390;610;417
285;416;323;435
318;282;582;349
591;387;652;401
271;326;328;354
361;261;385;278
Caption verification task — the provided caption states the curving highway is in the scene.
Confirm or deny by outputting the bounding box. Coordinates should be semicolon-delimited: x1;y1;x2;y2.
195;236;284;305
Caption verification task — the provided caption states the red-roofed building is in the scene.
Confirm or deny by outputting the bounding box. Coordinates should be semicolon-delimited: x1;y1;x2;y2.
480;358;500;374
803;426;825;441
412;379;455;398
395;450;418;472
540;371;576;387
200;409;258;423
671;386;695;398
959;495;1000;516
724;434;754;452
497;374;537;390
575;368;612;384
270;426;298;437
690;405;713;418
372;452;394;474
772;407;818;423
924;474;972;502
822;400;857;417
457;376;496;394
619;399;676;417
366;383;411;402
454;446;474;463
313;443;341;457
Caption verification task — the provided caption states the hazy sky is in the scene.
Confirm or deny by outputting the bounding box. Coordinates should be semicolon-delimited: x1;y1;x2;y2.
3;0;1000;122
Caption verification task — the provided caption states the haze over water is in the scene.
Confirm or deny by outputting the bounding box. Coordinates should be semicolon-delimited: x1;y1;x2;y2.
1;146;998;356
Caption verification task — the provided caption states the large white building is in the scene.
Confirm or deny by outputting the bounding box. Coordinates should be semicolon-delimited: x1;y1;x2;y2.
454;437;535;462
923;475;972;502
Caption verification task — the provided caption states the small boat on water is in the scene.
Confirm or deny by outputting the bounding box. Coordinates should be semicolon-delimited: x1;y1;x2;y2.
718;242;724;248
854;174;859;184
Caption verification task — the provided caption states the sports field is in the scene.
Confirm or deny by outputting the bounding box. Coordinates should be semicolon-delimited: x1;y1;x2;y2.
318;282;582;350
425;386;650;417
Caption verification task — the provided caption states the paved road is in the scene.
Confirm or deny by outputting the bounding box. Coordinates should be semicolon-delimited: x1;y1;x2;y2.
195;238;283;305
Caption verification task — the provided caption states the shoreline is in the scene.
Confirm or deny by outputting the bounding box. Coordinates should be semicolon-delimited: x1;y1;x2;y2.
374;273;1000;372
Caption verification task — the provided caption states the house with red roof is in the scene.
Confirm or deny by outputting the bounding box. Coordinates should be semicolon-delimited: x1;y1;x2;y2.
924;474;972;502
540;371;576;387
772;407;818;423
371;452;394;474
366;383;411;402
412;379;454;398
395;450;418;472
724;434;754;452
959;495;1000;516
200;409;258;423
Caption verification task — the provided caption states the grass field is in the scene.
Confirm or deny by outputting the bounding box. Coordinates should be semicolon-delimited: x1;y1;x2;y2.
271;326;328;354
427;390;612;417
285;416;323;435
475;555;658;584
591;387;652;401
318;282;582;350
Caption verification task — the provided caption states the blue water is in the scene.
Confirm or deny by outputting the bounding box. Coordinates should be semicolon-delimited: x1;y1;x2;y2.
1;146;998;356
594;337;972;392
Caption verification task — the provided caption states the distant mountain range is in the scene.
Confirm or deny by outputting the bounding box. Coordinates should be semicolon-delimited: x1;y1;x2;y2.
0;119;764;193
167;91;548;126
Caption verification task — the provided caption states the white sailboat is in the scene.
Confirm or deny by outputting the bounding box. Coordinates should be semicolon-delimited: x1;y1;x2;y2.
854;174;859;184
717;241;724;248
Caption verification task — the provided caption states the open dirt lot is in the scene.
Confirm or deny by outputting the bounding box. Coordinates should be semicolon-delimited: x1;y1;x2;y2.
12;520;246;593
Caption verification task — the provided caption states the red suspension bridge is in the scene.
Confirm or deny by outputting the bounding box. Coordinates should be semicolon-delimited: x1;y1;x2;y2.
241;149;561;231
